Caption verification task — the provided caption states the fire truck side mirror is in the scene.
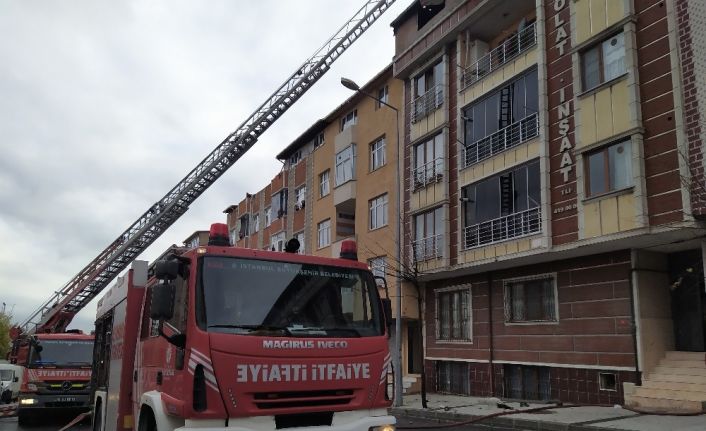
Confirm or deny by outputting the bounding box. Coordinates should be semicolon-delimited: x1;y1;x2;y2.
155;259;179;281
381;298;393;329
150;282;176;320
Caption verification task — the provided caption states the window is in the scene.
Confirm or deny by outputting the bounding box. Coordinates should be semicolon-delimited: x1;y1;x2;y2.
413;207;444;261
295;185;306;209
370;137;386;171
271;231;286;252
251;214;260;234
462;68;538;166
585;140;632;197
335;145;355;186
238;215;249;239
369;194;389;230
289;150;302;165
504;364;550;400
436;361;470;395
412;61;444;122
376;85;389;109
313;132;325;149
369;256;386;279
582;32;626;90
413;133;444;189
418;1;444;29
462;160;541;248
318;219;331;248
436;286;471;341
503;276;557;323
296;231;305;254
264;207;272;226
229;228;237;246
320;170;330;197
340;109;357;131
271;189;288;218
599;373;618;391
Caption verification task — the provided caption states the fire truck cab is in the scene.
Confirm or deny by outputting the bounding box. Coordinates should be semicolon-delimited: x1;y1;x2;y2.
91;225;395;431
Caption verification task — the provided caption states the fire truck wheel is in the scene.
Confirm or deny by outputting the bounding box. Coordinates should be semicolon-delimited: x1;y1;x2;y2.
92;401;102;431
18;411;34;427
138;407;157;431
0;389;10;404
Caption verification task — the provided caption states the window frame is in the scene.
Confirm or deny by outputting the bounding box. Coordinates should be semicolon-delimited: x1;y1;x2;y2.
368;256;386;279
251;213;260;234
584;139;633;198
319;170;330;197
376;85;389;109
295;231;305;254
434;285;472;343
502;274;559;325
335;145;356;186
369;193;389;230
295;185;306;207
370;136;386;171
317;219;331;249
313;132;325;149
340;109;358;131
271;231;286;252
264;207;272;226
580;31;626;91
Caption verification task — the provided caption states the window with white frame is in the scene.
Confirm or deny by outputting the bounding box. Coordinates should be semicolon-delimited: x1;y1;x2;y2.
251;213;260;234
335;145;355;186
413;207;444;261
320;170;330;197
413;133;444;189
296;231;305;254
412;61;444;122
265;207;272;226
289;150;302;165
229;228;237;246
581;32;626;91
369;194;388;230
340;109;357;131
370;137;386;171
271;231;286;252
503;276;557;323
271;189;288;219
313;132;325;149
436;286;471;341
368;256;386;279
295;185;306;209
376;85;389;109
318;219;331;248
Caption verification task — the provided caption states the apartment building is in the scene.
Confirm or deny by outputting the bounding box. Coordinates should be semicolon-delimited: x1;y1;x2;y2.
224;66;425;391
391;0;706;411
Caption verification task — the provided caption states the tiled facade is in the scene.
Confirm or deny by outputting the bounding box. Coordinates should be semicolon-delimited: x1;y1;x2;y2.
392;0;706;405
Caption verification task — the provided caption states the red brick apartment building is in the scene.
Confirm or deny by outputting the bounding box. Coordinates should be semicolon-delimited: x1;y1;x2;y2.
391;0;706;411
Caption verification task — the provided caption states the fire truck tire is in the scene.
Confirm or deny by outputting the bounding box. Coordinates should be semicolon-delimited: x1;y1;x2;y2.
17;411;34;427
92;400;102;431
138;407;157;431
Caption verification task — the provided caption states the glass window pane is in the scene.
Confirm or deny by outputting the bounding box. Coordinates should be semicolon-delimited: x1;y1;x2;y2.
512;77;526;122
527;161;541;208
609;141;632;190
476;177;500;223
588;151;606;195
415;214;424;241
472;104;485;143
525;69;539;115
513;165;528;212
485;92;500;136
582;46;601;89
602;33;625;81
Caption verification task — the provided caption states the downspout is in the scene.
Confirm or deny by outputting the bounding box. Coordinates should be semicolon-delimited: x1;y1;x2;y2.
629;250;642;386
487;272;495;396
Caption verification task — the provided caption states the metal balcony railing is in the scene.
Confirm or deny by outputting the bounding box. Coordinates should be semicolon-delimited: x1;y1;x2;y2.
412;158;444;190
412;234;443;262
461;23;537;90
462;113;538;168
410;84;444;123
463;207;541;249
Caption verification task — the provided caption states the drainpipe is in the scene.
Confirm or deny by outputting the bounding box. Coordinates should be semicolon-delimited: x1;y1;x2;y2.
487;271;495;396
629;250;642;386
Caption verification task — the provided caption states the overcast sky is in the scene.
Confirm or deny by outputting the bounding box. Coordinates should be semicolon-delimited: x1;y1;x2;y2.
0;0;411;332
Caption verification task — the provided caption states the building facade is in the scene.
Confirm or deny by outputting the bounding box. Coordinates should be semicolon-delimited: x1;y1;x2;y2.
391;0;706;410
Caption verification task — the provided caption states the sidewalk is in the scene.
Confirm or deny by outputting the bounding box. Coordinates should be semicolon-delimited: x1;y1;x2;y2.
390;394;706;431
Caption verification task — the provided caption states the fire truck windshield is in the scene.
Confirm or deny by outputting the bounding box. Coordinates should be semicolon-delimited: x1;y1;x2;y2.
198;257;384;337
30;339;94;367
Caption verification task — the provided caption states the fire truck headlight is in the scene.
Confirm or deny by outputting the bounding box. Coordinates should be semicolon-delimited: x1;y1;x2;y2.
369;426;395;431
20;398;37;405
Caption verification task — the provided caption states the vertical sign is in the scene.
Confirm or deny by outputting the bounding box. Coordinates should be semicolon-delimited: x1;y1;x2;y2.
545;0;578;244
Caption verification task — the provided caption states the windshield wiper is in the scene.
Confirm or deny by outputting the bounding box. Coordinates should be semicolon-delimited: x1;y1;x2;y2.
320;327;362;337
208;324;291;335
32;361;56;365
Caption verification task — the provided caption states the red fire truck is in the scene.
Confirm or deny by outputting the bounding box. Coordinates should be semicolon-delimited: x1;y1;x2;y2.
91;224;395;431
9;331;94;426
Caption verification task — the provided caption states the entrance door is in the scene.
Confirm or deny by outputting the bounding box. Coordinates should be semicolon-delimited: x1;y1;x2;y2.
669;250;706;351
407;320;423;374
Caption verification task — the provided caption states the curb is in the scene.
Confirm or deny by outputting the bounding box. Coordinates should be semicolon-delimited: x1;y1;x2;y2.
390;406;634;431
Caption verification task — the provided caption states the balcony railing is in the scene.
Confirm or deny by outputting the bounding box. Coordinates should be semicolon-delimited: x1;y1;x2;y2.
463;113;538;168
410;84;444;123
412;158;444;191
461;22;537;90
412;234;444;262
464;207;542;250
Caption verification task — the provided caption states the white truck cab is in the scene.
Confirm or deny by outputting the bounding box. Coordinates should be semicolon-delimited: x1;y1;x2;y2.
0;364;22;403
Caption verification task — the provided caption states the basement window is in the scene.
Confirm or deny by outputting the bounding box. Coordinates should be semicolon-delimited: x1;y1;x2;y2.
436;361;470;395
599;372;617;391
504;364;550;401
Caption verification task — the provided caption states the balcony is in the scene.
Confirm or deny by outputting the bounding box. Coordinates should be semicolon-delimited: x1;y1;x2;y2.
412;234;443;262
463;207;541;250
462;113;538;169
461;22;537;90
410;84;444;124
412;158;444;191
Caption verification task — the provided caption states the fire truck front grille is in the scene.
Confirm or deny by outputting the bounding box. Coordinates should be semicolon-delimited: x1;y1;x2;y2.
44;381;88;392
253;389;354;410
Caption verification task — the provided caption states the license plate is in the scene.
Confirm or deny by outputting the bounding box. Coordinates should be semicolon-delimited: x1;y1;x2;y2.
56;397;76;402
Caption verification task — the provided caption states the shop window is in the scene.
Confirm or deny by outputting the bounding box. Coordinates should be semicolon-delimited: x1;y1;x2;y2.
585;140;632;197
581;32;626;91
503;276;557;323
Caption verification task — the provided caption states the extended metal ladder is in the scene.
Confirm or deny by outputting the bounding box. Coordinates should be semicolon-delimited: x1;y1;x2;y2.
20;0;397;334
